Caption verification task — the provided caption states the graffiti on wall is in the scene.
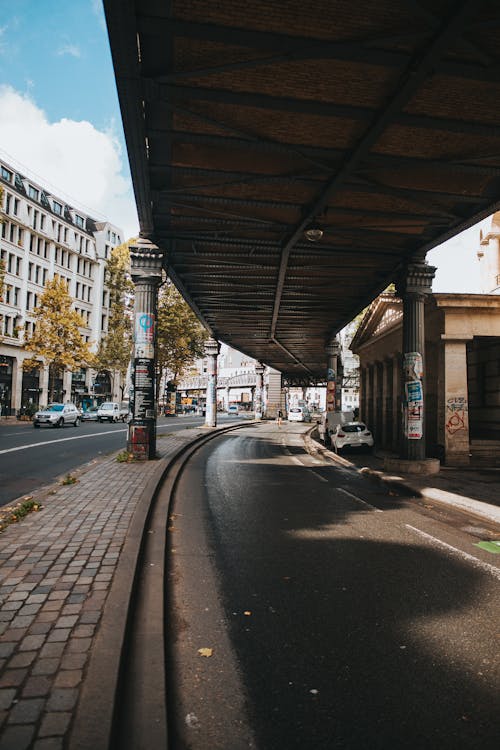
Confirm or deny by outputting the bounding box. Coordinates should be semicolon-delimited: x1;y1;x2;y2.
445;396;468;435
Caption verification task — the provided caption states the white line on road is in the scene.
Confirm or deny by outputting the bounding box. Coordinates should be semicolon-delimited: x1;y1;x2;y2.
337;487;383;512
307;469;329;483
405;524;500;581
0;429;127;456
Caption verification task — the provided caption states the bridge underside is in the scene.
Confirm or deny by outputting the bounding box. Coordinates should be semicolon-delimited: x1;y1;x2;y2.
105;0;500;379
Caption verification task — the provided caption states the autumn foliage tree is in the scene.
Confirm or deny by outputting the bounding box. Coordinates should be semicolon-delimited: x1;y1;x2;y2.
24;276;93;402
156;280;208;399
93;241;134;399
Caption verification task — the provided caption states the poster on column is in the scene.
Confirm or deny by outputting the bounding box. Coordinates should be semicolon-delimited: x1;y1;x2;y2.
405;379;423;439
134;312;155;359
133;358;155;420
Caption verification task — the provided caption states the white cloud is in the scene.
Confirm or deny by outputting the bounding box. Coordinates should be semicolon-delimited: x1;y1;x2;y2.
0;86;138;239
56;43;82;58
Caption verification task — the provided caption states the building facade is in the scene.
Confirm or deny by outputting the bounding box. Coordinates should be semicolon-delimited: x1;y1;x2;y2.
351;291;500;466
0;158;123;415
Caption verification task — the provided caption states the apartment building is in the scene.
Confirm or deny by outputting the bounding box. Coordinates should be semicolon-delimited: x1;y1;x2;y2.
0;158;123;415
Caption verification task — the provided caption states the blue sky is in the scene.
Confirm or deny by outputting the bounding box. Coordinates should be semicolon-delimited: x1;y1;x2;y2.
0;0;138;238
0;0;493;291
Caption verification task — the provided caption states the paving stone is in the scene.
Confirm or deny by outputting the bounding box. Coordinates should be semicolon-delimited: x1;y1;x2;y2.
45;688;78;712
33;738;64;750
38;711;71;737
53;670;81;688
7;698;45;724
19;634;46;651
7;651;37;669
0;724;35;750
59;653;86;671
0;690;16;711
31;659;60;677
46;629;71;644
0;644;15;659
39;643;65;659
0;670;27;688
21;676;53;698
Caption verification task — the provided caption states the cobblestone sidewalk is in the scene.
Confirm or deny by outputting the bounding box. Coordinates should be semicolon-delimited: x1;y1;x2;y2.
0;429;207;750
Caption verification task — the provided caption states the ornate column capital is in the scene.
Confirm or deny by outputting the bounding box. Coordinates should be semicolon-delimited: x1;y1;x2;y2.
325;337;340;358
204;337;220;358
396;261;436;299
129;237;165;284
254;362;265;377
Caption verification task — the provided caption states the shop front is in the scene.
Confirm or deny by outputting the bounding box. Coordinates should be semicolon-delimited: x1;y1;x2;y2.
0;356;14;416
21;365;41;410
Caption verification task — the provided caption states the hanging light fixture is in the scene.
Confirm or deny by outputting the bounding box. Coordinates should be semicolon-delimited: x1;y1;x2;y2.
304;221;324;242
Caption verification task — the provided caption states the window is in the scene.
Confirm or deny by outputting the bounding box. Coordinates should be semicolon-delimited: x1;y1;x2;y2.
13;198;19;216
28;185;39;201
53;201;62;216
75;214;84;228
1;166;12;182
5;193;11;214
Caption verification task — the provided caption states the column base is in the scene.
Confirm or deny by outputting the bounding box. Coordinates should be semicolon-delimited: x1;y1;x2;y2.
383;457;440;475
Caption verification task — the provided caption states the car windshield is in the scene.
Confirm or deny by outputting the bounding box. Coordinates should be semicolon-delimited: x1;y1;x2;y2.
46;405;64;412
290;408;301;413
101;404;113;410
343;424;366;433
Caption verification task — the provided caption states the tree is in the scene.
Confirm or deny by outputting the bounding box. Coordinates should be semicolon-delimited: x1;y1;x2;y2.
24;276;93;402
156;280;208;399
93;241;134;399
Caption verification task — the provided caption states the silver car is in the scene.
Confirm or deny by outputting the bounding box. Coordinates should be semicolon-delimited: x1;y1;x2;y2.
33;403;80;428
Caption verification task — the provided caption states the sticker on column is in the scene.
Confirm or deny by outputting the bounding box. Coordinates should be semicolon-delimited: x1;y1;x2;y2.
405;380;423;439
135;312;155;358
404;352;423;381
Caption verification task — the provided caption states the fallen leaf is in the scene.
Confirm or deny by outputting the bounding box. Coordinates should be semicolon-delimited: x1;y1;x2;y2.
198;647;213;657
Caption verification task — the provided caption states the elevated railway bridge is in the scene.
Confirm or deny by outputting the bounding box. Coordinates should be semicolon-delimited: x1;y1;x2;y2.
104;0;500;466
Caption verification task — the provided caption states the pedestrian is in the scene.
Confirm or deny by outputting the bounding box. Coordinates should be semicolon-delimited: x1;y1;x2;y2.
277;409;283;426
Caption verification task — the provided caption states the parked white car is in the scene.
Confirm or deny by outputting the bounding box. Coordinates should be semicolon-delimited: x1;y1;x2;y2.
33;403;80;428
330;422;374;454
287;406;312;422
97;402;130;423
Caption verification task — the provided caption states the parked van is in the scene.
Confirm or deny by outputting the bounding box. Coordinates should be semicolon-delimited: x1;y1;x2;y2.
317;410;354;444
97;402;129;423
287;405;312;422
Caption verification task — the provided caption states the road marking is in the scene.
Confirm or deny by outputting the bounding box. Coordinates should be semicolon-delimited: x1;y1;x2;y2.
0;429;127;456
307;469;329;483
337;487;382;512
405;524;500;581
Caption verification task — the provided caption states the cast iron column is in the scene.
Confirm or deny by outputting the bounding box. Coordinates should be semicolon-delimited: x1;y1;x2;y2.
254;363;264;420
127;238;164;460
397;261;436;461
325;338;340;412
204;338;220;428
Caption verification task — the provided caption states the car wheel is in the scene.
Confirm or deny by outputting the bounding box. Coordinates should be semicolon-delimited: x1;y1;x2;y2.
33;422;40;428
74;417;79;427
57;418;64;428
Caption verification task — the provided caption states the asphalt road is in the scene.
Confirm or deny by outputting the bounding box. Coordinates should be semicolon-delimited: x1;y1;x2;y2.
166;421;500;750
0;414;246;507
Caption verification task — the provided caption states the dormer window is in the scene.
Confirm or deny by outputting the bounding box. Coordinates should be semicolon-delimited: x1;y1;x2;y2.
1;166;12;182
28;185;39;201
75;214;84;228
53;201;62;216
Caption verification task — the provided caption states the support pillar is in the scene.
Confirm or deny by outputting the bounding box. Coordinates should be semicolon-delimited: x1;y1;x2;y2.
254;363;264;421
204;338;220;428
127;238;164;460
325;338;340;413
384;261;440;474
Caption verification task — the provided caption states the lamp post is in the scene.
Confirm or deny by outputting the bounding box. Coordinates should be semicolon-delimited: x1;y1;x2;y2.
127;237;164;460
